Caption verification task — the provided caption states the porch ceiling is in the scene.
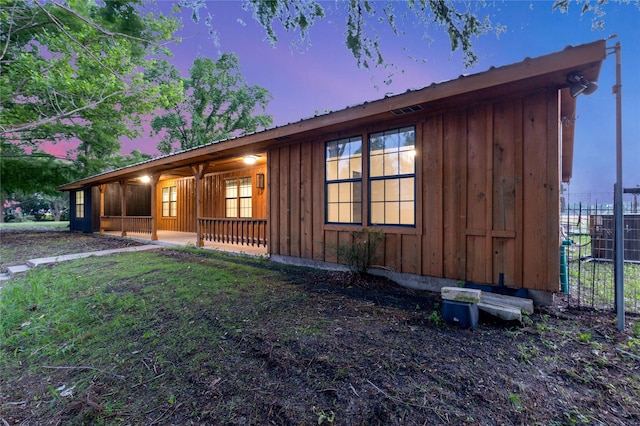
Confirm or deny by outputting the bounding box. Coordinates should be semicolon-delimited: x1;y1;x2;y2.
153;152;267;181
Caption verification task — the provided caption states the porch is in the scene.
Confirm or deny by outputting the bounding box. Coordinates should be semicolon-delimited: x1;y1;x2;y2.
103;229;268;256
101;216;268;257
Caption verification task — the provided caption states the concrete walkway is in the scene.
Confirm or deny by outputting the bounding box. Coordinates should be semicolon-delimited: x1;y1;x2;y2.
0;245;160;282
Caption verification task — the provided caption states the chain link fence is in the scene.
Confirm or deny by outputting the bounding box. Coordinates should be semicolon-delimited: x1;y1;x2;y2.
561;190;640;314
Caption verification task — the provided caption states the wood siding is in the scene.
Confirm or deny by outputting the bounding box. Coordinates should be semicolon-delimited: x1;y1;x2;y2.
156;165;267;232
268;89;562;292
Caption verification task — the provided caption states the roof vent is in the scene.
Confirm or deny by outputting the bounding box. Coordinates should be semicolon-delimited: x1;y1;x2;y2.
275;135;292;141
391;104;423;116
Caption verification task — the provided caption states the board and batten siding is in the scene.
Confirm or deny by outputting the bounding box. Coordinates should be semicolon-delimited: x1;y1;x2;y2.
268;89;562;292
156;165;268;232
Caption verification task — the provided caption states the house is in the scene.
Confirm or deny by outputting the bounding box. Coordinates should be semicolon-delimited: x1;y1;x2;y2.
57;40;607;301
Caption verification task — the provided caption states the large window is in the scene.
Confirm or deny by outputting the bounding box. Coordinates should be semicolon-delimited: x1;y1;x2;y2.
369;126;416;226
162;186;177;217
226;177;252;218
325;136;362;224
75;191;84;219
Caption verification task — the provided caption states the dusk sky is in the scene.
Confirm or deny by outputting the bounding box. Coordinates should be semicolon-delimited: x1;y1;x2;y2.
123;1;639;197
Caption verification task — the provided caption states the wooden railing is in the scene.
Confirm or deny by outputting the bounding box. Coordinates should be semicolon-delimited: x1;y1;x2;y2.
199;218;268;247
101;216;152;235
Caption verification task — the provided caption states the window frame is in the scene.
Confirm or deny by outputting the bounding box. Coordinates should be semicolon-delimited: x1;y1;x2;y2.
368;126;417;227
225;177;253;218
75;190;85;219
324;135;363;225
162;186;177;218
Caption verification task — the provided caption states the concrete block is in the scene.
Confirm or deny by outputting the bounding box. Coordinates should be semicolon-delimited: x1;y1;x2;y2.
477;302;522;322
482;292;534;314
7;265;30;276
441;287;482;303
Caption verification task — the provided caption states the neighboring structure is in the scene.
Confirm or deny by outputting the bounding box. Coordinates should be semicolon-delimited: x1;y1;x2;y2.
58;40;608;295
590;214;640;262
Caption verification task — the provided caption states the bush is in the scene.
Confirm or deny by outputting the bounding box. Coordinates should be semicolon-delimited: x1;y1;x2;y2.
335;228;385;273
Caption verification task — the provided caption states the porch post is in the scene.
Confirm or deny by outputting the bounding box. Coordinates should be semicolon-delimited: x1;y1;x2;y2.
119;179;128;237
99;184;106;234
191;164;209;247
150;174;159;241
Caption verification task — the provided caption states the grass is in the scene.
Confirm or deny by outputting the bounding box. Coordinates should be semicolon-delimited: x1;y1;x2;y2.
0;221;69;229
564;234;640;313
2;237;640;424
1;249;297;423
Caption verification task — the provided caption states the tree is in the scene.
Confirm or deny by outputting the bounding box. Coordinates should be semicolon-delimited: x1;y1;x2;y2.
0;142;76;221
0;0;182;178
186;0;631;72
151;54;273;154
188;0;501;70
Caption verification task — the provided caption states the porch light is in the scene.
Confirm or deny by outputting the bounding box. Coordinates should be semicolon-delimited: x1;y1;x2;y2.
140;175;151;183
256;173;265;189
244;155;258;165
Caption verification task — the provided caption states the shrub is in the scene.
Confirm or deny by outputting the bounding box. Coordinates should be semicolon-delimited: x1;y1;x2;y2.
335;228;385;273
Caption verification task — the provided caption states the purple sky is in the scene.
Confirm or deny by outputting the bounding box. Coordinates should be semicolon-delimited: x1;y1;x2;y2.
122;0;639;197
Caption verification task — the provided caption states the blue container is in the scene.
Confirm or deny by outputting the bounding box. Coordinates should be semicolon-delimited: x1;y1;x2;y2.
442;300;479;329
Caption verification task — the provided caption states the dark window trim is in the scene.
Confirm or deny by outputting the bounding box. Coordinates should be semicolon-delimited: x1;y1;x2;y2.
367;126;417;228
325;135;363;225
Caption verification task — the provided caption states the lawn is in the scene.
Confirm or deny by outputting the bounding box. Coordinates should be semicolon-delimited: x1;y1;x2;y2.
1;228;640;425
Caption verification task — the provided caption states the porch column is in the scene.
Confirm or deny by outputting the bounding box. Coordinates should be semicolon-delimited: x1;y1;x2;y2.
119;179;128;237
99;184;106;234
150;174;159;241
191;164;209;247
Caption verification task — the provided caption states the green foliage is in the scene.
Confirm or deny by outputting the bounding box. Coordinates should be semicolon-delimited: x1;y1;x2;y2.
314;407;335;425
151;54;273;154
427;306;443;326
508;393;522;411
335;228;385;273
227;0;502;70
517;342;540;363
577;332;592;344
106;149;154;169
0;144;76;197
552;0;626;31
1;0;182;178
245;0;325;47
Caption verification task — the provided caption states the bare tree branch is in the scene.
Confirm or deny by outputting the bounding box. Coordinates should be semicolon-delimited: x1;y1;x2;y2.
0;90;125;136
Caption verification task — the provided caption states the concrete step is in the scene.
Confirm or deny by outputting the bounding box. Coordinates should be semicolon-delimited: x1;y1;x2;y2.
26;245;160;268
7;264;30;276
1;245;161;283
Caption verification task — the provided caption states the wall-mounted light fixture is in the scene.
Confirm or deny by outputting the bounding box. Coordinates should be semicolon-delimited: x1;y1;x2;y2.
567;73;598;98
256;173;265;189
244;155;258;165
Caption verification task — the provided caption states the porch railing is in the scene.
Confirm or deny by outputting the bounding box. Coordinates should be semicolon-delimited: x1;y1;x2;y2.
198;218;268;247
101;216;152;235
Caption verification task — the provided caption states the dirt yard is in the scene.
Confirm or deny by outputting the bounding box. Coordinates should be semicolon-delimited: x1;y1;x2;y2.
0;226;143;273
1;227;639;425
